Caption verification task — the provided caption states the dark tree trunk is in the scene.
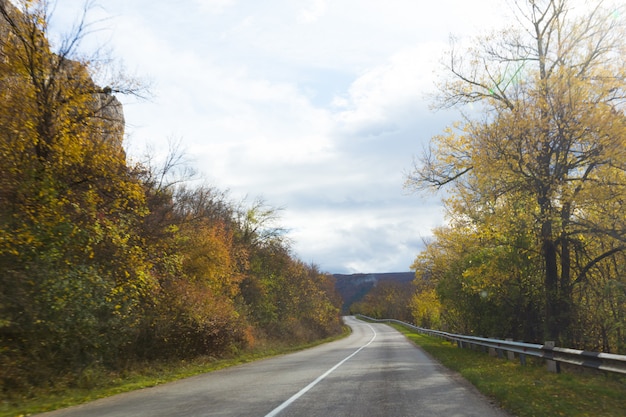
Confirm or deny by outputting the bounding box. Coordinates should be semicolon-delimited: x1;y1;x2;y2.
542;218;561;342
559;231;572;345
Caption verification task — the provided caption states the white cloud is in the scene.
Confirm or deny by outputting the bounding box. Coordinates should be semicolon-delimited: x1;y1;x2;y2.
332;44;443;136
298;0;328;23
192;0;236;14
284;200;443;273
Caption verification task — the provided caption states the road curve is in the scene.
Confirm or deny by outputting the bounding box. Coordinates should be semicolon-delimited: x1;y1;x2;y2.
36;316;510;417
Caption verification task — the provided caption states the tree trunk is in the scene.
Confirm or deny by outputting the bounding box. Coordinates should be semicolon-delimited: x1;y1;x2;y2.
559;227;572;344
542;218;561;341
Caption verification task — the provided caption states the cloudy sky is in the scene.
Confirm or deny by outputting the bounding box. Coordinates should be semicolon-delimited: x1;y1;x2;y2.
48;0;510;273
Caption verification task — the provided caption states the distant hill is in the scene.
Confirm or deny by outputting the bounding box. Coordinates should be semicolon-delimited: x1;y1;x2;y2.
333;272;415;314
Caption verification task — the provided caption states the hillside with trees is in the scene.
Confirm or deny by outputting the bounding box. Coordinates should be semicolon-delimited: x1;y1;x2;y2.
407;0;626;353
0;0;341;400
333;272;414;315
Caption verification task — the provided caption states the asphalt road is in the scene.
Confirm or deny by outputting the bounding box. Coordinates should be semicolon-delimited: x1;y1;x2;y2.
37;316;510;417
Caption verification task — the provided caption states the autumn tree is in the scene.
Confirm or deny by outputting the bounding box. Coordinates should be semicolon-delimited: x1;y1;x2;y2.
132;153;341;355
411;218;544;340
407;0;626;345
234;201;341;342
0;0;150;387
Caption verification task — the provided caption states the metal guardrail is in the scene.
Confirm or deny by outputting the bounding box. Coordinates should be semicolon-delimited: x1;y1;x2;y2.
356;315;626;375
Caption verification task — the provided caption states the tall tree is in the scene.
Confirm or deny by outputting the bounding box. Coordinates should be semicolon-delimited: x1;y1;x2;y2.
407;0;626;343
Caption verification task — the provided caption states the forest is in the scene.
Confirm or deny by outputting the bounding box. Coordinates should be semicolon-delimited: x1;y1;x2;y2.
0;0;342;398
354;0;626;354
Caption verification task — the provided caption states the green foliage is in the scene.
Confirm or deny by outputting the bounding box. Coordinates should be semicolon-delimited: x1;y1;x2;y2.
239;241;342;342
411;221;544;340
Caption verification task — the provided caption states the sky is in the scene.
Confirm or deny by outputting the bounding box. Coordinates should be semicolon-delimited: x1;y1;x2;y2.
47;0;511;274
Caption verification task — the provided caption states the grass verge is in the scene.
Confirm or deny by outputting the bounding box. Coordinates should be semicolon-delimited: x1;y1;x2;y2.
1;327;350;417
391;323;626;417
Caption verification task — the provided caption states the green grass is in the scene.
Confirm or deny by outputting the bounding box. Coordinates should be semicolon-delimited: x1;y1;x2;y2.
0;328;350;417
391;323;626;417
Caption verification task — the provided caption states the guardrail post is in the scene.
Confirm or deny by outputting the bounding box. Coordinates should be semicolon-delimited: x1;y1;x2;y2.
517;341;527;366
506;339;515;361
544;341;561;373
519;352;526;366
480;338;488;354
487;337;497;357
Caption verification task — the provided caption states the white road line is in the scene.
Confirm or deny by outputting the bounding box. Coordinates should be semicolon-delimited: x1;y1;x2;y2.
263;323;377;417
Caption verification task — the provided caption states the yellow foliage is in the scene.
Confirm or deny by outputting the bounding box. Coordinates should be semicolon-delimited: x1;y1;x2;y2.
180;221;241;298
411;288;442;329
